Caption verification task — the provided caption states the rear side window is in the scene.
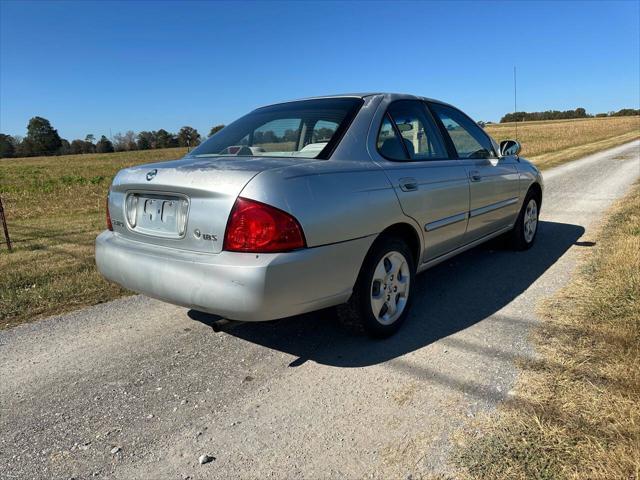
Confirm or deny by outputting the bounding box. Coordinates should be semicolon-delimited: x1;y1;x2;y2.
429;103;496;159
377;100;448;161
377;116;407;160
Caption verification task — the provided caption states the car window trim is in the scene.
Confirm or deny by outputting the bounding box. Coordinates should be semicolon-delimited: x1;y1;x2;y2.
426;101;498;159
376;100;452;163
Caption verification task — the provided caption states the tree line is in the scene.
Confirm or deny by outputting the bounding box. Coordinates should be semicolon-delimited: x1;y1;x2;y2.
0;117;226;158
500;107;640;123
2;106;638;159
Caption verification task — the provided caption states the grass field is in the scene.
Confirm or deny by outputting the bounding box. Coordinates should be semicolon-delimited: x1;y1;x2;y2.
485;115;640;169
454;183;640;479
0;116;639;328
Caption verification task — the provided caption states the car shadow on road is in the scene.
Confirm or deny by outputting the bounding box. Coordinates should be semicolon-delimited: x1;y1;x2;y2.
189;220;584;368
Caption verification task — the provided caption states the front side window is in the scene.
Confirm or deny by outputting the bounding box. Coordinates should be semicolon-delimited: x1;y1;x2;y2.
429;103;496;159
189;97;363;159
377;100;448;161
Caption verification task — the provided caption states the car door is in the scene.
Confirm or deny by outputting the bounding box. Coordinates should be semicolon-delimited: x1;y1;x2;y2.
428;102;520;242
373;100;470;262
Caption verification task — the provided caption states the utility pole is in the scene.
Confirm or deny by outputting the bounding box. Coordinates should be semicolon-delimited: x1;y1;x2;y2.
0;195;12;251
514;65;518;141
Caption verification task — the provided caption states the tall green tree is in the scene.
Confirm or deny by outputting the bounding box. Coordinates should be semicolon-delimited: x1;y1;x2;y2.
24;116;62;156
177;126;201;148
155;129;177;148
209;124;225;136
0;134;15;158
137;131;155;150
96;135;114;153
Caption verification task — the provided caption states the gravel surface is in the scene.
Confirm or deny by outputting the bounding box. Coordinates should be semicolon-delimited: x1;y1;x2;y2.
1;141;638;480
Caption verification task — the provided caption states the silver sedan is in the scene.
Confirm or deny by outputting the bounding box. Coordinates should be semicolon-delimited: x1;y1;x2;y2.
96;93;543;337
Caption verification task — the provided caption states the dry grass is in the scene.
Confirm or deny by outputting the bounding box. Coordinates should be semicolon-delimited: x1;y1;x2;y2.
454;185;640;479
485;115;640;169
0;117;638;328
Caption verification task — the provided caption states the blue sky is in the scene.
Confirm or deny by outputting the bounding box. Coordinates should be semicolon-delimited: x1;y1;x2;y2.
1;0;638;140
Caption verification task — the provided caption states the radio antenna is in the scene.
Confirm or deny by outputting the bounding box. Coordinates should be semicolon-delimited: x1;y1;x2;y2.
514;65;518;141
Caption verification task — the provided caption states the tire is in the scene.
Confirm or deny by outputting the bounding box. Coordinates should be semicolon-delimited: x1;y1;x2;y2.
509;190;540;250
337;235;415;338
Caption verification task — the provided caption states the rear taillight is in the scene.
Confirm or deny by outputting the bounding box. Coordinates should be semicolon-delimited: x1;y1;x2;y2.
106;195;113;231
224;197;306;253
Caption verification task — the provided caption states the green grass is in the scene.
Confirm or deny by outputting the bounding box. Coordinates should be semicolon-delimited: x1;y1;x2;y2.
0;147;187;328
1;117;639;328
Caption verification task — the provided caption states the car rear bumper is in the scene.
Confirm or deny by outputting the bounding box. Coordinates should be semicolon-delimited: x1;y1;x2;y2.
95;231;374;321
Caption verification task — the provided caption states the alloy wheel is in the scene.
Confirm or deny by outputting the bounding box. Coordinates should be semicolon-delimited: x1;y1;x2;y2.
523;198;538;243
370;251;410;325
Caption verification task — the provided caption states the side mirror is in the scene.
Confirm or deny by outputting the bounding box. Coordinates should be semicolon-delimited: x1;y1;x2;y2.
500;139;521;157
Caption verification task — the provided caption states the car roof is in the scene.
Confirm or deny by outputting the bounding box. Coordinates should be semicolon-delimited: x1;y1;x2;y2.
258;93;453;109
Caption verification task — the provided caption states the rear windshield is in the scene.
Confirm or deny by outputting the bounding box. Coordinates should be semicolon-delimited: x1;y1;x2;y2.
189;97;363;159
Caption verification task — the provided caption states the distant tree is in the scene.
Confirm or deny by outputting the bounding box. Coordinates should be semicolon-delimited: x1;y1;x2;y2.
155;129;177;148
595;113;608;118
85;134;95;144
177;126;201;148
24;116;62;156
261;130;277;143
0;134;16;158
58;139;71;155
283;129;299;142
70;139;96;154
15;138;31;157
477;121;486;128
574;107;587;118
137;131;155;150
113;131;138;151
124;131;137;150
209;124;225;136
96;135;114;153
500;107;600;123
112;132;126;151
70;139;85;155
612;108;640;116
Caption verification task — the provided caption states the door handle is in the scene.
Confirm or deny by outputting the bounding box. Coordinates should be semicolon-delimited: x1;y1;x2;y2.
399;177;419;192
470;170;482;182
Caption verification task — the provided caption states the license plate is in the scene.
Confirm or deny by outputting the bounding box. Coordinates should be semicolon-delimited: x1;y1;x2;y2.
128;194;187;237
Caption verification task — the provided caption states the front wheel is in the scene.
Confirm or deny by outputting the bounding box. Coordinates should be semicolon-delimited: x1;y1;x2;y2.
509;192;540;250
338;236;415;338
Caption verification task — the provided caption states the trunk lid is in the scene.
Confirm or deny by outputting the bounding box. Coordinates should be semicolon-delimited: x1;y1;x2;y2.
107;156;307;254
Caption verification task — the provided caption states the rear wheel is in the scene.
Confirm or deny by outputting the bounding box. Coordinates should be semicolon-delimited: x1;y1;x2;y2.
338;236;415;338
509;191;540;250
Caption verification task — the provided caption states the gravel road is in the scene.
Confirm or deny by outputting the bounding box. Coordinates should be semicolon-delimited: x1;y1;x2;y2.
1;141;639;480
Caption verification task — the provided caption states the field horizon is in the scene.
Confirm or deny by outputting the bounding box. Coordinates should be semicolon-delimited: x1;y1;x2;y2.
1;115;639;328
